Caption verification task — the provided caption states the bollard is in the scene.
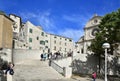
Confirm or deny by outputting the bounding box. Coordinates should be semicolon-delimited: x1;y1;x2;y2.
63;67;72;78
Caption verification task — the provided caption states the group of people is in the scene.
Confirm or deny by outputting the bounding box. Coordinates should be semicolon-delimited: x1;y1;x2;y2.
40;53;52;61
40;51;73;61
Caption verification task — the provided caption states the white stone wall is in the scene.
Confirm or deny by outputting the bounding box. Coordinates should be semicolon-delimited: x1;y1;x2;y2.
0;48;12;63
49;34;74;54
54;57;72;67
23;21;45;50
72;53;99;74
44;33;51;53
13;49;42;64
13;21;74;54
9;14;21;33
77;15;102;54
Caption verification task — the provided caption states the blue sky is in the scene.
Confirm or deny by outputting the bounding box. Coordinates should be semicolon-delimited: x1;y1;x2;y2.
0;0;120;42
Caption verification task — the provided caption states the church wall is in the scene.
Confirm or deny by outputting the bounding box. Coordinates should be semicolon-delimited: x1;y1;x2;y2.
72;53;99;74
72;53;120;76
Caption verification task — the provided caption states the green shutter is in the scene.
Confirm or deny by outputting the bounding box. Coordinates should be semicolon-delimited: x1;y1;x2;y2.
41;32;44;36
40;40;45;45
29;29;32;33
29;38;32;42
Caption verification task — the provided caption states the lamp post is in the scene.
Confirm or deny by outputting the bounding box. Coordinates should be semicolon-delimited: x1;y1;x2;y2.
102;43;110;81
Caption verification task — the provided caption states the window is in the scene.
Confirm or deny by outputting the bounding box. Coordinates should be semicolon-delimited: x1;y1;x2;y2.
29;29;32;33
29;38;32;42
45;46;48;48
65;39;67;41
40;40;45;45
94;19;98;23
45;40;48;43
60;38;62;40
54;36;57;38
69;39;72;42
54;46;56;50
65;43;67;46
54;40;56;44
29;47;32;49
36;37;39;40
81;48;84;53
41;32;44;36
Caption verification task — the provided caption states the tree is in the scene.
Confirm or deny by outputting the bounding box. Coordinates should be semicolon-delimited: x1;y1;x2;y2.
88;8;120;73
89;8;120;55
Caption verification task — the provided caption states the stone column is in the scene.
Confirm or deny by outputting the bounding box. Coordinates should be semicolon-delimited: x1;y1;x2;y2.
63;67;72;78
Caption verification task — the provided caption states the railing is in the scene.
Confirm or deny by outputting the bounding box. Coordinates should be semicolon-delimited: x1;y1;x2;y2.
50;58;72;78
50;60;64;75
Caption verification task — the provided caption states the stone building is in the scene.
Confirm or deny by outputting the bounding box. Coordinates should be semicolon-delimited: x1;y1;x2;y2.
76;14;102;54
0;12;14;62
47;33;74;55
9;14;28;49
21;21;74;54
8;13;74;55
22;21;45;51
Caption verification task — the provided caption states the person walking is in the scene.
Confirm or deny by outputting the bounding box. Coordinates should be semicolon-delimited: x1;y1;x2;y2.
5;62;14;76
40;53;43;61
92;72;96;81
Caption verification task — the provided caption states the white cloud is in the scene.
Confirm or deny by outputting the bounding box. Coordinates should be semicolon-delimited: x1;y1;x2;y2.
19;12;37;19
57;28;84;42
37;11;56;31
19;10;56;31
63;14;91;27
19;11;90;41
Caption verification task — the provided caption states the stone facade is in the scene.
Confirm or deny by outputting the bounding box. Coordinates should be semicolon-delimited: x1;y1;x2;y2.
9;14;21;34
74;14;120;76
22;21;46;51
0;13;13;62
19;21;74;54
0;14;13;49
76;14;102;54
48;33;74;54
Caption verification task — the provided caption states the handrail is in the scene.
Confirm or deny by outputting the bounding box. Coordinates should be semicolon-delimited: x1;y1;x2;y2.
50;60;64;74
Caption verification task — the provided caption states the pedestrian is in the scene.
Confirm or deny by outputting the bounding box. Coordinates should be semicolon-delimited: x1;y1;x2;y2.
92;72;96;81
40;53;43;61
5;62;14;76
43;53;46;61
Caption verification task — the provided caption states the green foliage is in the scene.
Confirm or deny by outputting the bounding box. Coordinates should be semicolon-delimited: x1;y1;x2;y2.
89;8;120;55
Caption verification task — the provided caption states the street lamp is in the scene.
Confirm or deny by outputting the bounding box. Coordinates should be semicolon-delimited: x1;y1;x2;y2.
102;43;110;81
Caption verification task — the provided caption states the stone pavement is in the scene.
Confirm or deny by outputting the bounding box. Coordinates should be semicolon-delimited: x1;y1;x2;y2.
71;76;104;81
13;60;104;81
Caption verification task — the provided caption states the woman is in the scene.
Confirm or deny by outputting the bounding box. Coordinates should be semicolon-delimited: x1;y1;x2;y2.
92;72;96;81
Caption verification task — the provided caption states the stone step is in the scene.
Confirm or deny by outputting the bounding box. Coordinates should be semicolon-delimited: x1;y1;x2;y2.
13;60;64;81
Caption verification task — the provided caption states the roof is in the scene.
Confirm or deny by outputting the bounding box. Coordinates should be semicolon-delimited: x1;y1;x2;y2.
85;14;102;28
47;33;73;40
0;12;14;22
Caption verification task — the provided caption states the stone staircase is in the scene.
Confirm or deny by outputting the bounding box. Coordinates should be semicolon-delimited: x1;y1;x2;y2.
12;60;75;81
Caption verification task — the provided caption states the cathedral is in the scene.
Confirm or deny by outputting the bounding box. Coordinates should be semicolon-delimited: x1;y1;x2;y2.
76;14;102;54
